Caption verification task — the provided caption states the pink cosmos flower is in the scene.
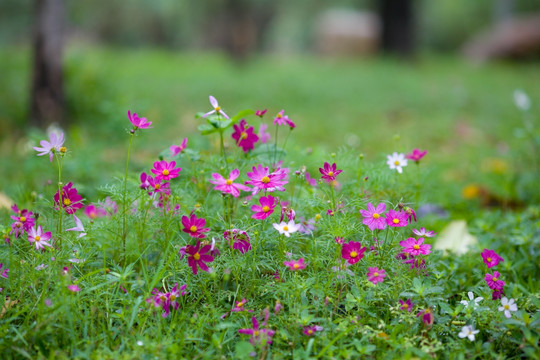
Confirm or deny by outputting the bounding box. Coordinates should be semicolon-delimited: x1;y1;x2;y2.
255;109;267;117
54;182;84;214
67;284;81;292
258;123;271;143
284;258;306;271
151;160;181;181
28;226;53;250
210;169;251;198
203;95;229;119
245;164;288;194
404;207;417;222
181;214;210;239
140;172;151;191
319;162;342;183
305;171;318;187
251;195;278;220
232;298;253;313
0;263;9;279
303;325;323;336
186;240;214;275
399;237;431;256
33;131;65;162
406;149;427;163
485;271;505;290
146;283;187;318
224;229;252;254
238;316;275;345
232;119;259;152
412;227;436;237
147;175;170;196
273;109;293;127
360;202;387;231
274;300;283;314
170;138;188;157
341;241;367;265
386;209;408;227
399;299;414;312
367;267;386;284
84;204;107;219
334;237;344;244
481;249;504;268
127;110;152;129
66;215;86;238
10;205;35;236
417;308;434;327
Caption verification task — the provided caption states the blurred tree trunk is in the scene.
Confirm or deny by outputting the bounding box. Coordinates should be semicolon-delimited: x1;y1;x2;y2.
379;0;415;57
30;0;65;128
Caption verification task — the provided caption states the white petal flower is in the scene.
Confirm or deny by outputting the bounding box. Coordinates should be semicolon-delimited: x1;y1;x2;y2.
513;89;530;111
386;152;408;174
458;325;479;341
272;220;300;237
460;291;483;309
498;297;518;318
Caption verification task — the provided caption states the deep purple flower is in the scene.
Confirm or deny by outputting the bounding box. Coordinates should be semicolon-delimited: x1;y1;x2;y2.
485;271;505;290
186;240;214;275
224;229;252;254
232;119;259;152
0;263;9;279
54;182;84;214
182;214;210;239
255;109;267;117
417;308;434;327
127;110;152;129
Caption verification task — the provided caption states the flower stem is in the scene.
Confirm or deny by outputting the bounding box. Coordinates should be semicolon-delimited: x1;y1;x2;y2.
272;125;279;167
56;154;64;247
122;131;135;264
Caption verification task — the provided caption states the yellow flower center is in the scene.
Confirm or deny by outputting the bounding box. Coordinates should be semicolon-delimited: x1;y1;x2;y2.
237;302;244;307
60;146;67;153
154;184;161;190
35;235;41;241
277;113;282;118
293;263;299;269
170;294;176;301
283;226;289;231
350;251;358;258
193;252;200;261
504;304;509;310
16;223;21;228
392;218;399;224
240;132;248;140
403;303;408;309
394;160;400;165
159;295;167;301
492;277;498;282
328;171;334;177
20;216;26;222
215;106;221;112
413;245;420;250
226;179;233;185
190;226;197;233
308;329;313;335
162;169;170;176
487;257;492;262
253;330;260;336
315;214;321;221
262;206;270;213
372;213;380;219
261;176;270;184
63;198;71;206
373;272;379;277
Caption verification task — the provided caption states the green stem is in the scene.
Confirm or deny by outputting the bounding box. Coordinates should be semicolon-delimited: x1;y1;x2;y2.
56;154;64;247
272;125;279;167
122;131;135;264
219;129;229;172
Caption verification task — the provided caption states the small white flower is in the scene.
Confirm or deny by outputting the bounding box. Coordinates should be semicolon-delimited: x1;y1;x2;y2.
498;297;518;318
35;264;49;271
386;152;408;174
458;325;479;341
136;340;143;346
513;89;530;111
272;220;300;237
460;291;483;309
202;95;229;120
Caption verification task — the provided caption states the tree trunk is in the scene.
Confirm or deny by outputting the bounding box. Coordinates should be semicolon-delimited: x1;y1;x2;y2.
30;0;65;128
379;0;415;57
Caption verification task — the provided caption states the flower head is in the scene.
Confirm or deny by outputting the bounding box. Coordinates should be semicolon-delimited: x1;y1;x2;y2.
238;316;275;345
10;205;35;236
258;123;271;143
33;131;65;162
224;229;252;254
185;240;214;275
232;119;259;152
170;138;188;157
399;299;414;312
251;195;279;220
99;197;118;216
498;297;518;318
146;283;187;317
83;204;107;220
460;291;483;309
273;109;294;128
417;308;434;327
284;258;306;271
405;149;427;163
67;284;81;292
232;298;253;313
485;271;505;290
203;95;229;119
386;209;408;227
127;110;152;129
255;109;267;117
273;220;300;237
481;249;504;268
399;237;431;256
245;164;288;194
458;325;479;341
319;162;342;183
412;227;436;238
28;225;53;250
367;267;386;284
360;202;387;231
341;241;367;265
303;325;323;336
151;160;181;181
210;169;251;198
182;214;210;239
387;152;408;173
54;182;84;214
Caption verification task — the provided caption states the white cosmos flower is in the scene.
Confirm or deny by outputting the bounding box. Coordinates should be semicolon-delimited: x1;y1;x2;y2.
460;291;483;309
458;325;479;341
513;89;530;111
273;220;300;237
498;297;518;318
386;152;408;174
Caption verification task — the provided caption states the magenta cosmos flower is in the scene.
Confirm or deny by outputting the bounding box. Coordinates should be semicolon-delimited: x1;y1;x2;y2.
360;202;387;231
284;258;306;271
481;249;504;268
186;240;214;275
386;209;408;227
239;316;275;345
319;162;342;183
341;241;367;265
84;204;106;219
224;229;252;254
273;109;295;128
399;237;431;256
28;225;53;250
33;131;65;162
232;119;259;153
127;110;152;129
485;271;505;290
399;299;414;312
182;214;210;239
367;267;386;284
170;138;188;157
67;284;81;292
245;164;288;194
151;160;181;181
10;204;35;235
209;169;251;198
417;308;434;327
232;298;253;313
55;182;83;214
406;149;427;163
251;195;279;220
412;227;436;238
203;95;229;119
255;109;267;117
303;325;323;336
146;283;187;318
